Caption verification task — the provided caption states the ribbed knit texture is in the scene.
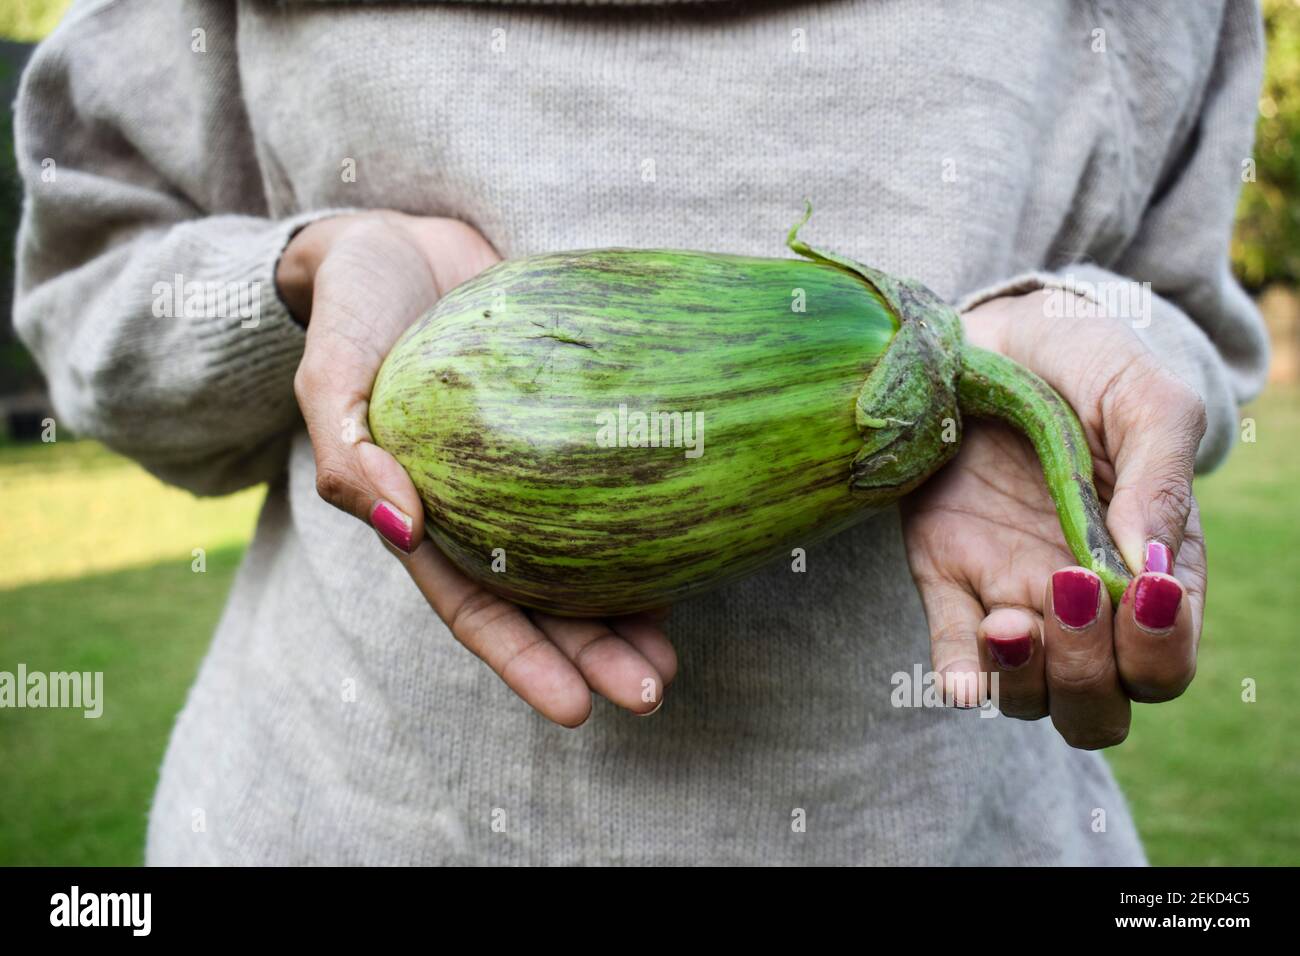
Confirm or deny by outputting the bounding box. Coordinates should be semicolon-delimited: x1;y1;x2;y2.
13;0;1267;864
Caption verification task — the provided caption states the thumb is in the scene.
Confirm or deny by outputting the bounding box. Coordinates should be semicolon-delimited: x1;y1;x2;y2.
1102;362;1207;574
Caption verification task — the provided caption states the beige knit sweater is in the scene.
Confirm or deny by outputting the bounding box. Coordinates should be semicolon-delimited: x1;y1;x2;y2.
14;0;1267;864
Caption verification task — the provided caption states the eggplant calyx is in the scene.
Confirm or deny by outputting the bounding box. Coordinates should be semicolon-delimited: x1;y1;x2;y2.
787;202;964;499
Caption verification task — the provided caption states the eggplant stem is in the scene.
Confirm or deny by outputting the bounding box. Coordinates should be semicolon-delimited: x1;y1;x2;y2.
957;345;1132;605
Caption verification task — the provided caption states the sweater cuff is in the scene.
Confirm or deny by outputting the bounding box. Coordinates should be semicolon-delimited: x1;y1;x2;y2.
171;208;356;415
956;265;1238;472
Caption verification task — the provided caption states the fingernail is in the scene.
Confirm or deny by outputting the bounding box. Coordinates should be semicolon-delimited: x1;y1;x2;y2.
1134;574;1181;631
942;668;983;709
987;633;1034;670
1051;569;1101;629
1144;540;1174;575
371;500;414;553
637;696;665;718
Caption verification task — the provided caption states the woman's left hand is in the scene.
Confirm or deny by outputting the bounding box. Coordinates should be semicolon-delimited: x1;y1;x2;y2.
901;291;1208;749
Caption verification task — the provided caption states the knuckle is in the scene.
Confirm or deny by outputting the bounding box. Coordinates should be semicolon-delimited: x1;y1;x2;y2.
292;362;318;406
572;633;623;672
1106;357;1207;447
1143;370;1207;445
1182;390;1208;443
449;589;512;644
995;692;1049;721
930;622;974;649
313;462;352;506
1095;349;1152;414
1159;372;1206;428
1048;657;1114;698
1146;468;1196;532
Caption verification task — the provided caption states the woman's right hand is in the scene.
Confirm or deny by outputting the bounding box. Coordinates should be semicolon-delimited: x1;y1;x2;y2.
282;212;676;726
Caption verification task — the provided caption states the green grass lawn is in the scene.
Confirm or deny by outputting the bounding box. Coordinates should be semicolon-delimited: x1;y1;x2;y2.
0;441;262;865
1;392;1297;865
1106;387;1300;865
0;546;248;865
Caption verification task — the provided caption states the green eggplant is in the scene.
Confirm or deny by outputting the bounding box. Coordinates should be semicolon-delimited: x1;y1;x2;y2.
368;207;1133;616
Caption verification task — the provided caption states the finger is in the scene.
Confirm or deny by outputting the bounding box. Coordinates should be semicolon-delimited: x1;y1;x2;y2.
978;607;1047;720
608;612;678;687
402;542;592;727
1043;567;1131;749
1173;496;1208;643
917;576;988;708
1115;571;1195;703
360;443;426;553
296;379;425;552
1100;358;1206;575
293;225;440;543
531;612;668;715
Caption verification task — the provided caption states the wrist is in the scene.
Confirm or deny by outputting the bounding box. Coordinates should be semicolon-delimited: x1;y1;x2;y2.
275;230;316;326
275;212;375;326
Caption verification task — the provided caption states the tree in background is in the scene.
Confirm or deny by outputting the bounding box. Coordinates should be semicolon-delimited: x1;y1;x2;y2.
0;1;70;44
1235;0;1300;292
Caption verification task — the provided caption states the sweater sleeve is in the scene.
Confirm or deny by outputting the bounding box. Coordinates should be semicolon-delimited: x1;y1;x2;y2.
957;0;1270;474
12;0;338;495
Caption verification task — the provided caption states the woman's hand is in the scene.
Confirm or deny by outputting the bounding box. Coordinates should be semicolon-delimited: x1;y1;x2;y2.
902;291;1207;749
283;212;675;726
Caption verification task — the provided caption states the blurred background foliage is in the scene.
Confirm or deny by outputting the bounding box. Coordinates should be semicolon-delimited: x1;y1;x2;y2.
0;0;1297;866
0;0;71;394
1236;0;1300;289
0;0;69;43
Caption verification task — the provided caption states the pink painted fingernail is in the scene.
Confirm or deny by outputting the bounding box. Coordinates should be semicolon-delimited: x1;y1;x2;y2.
1051;569;1101;629
1134;574;1181;631
987;633;1034;670
1144;541;1174;575
371;500;414;552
